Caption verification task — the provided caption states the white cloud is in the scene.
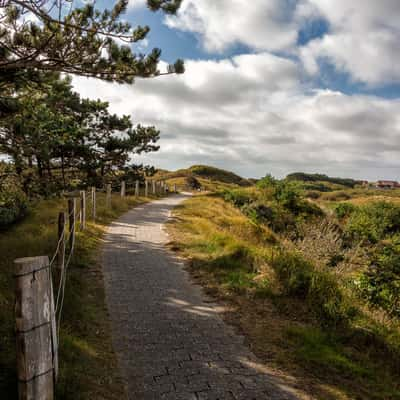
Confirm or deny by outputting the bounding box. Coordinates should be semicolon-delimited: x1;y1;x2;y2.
73;54;400;180
128;0;146;9
161;0;400;87
300;0;400;85
165;0;300;52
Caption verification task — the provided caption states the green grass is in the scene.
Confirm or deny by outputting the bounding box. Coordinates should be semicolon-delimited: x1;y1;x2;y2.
0;191;158;399
154;164;252;190
168;194;400;400
287;326;400;399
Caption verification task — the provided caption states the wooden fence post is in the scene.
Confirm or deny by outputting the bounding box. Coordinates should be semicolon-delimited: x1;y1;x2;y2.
80;190;86;231
14;256;57;400
121;181;126;198
174;184;177;193
106;184;112;208
57;212;66;270
145;180;148;197
68;198;76;250
135;180;139;197
91;187;96;220
152;180;156;196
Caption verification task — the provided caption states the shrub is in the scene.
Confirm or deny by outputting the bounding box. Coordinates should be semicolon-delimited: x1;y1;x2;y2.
223;189;253;208
334;203;356;219
296;200;324;218
242;201;296;233
256;174;277;190
274;181;301;211
295;219;346;270
258;177;309;214
359;238;400;319
272;251;356;328
345;202;400;243
273;251;313;297
0;174;29;228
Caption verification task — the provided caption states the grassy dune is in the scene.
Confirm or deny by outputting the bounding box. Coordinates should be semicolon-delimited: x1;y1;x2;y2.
0;192;156;400
154;164;252;190
167;194;400;400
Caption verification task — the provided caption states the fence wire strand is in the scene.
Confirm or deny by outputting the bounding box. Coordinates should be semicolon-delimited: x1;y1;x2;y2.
51;180;160;341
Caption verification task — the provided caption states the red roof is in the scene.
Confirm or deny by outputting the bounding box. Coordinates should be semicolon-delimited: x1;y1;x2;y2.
377;180;400;187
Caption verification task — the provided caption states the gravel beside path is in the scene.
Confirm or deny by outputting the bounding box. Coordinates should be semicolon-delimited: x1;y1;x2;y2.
101;195;301;400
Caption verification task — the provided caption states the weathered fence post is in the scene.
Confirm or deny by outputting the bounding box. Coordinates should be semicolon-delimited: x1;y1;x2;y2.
135;180;139;197
68;198;76;250
174;184;177;193
57;212;66;270
152;180;156;196
80;190;86;231
145;180;148;197
91;187;96;220
106;184;112;208
14;256;57;400
121;181;126;198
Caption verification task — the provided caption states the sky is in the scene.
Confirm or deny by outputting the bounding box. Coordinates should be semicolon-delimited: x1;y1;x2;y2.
73;0;400;180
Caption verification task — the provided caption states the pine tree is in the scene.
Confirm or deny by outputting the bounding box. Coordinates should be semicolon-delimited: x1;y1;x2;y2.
0;0;184;86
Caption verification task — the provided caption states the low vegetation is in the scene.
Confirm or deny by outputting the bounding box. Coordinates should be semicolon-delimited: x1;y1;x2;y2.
154;164;252;189
0;165;28;228
0;192;156;399
168;176;400;399
286;172;361;188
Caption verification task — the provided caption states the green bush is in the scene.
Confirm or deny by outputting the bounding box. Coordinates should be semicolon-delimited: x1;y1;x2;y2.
256;174;277;189
334;202;356;219
0;174;29;228
272;251;356;328
359;238;400;319
274;180;301;211
345;202;400;243
242;201;296;233
257;176;319;215
296;200;324;218
223;189;253;208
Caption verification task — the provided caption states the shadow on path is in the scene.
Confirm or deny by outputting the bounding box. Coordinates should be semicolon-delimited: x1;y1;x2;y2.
102;195;302;400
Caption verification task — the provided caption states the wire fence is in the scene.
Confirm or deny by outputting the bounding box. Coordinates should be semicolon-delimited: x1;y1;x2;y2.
13;178;179;400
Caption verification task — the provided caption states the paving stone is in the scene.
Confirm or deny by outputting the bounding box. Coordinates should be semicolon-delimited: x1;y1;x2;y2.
197;390;235;400
102;195;301;400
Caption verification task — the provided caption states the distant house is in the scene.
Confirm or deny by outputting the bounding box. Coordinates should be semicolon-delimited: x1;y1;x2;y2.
376;180;400;189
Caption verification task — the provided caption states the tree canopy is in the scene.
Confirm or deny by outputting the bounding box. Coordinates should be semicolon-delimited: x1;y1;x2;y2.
0;73;160;194
0;0;184;86
0;1;184;196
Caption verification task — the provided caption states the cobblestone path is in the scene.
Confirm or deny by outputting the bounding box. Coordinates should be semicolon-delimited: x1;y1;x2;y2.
101;195;301;400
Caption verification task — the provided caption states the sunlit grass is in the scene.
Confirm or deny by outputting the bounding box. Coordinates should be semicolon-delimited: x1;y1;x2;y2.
168;194;400;400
